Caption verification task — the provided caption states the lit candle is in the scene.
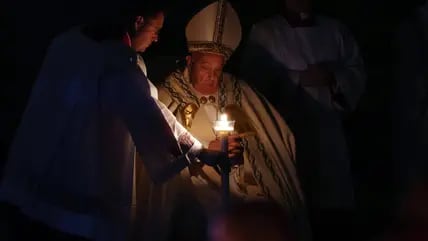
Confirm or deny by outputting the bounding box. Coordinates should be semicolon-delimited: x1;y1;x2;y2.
213;113;235;132
213;113;235;207
213;113;235;153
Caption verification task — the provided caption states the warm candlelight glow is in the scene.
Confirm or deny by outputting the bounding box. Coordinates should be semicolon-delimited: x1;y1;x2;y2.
213;113;235;132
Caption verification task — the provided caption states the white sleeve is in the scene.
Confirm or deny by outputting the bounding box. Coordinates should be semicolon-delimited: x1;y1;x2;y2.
331;23;366;112
155;100;203;159
101;69;189;183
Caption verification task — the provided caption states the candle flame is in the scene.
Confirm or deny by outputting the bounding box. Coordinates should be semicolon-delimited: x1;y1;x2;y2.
213;113;234;132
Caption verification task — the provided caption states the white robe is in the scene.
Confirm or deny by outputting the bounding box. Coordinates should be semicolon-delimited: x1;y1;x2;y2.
241;15;366;209
131;55;204;241
0;27;201;241
158;69;312;241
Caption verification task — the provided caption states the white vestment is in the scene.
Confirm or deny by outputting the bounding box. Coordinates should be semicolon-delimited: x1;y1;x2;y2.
242;15;366;209
158;69;312;241
0;27;201;241
128;55;204;241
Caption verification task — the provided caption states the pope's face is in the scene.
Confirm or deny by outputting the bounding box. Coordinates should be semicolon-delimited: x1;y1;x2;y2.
186;52;225;95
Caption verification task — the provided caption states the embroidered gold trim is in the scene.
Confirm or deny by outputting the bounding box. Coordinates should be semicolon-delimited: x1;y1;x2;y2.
214;0;227;44
188;41;233;59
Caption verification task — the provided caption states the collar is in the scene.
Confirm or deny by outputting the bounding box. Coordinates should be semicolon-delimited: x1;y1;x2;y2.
193;89;218;104
136;55;147;75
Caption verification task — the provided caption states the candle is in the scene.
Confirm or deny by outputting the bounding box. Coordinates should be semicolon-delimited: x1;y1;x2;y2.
212;113;235;207
213;113;235;154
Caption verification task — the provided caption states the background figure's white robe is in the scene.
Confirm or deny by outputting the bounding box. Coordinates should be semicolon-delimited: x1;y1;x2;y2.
393;3;428;198
241;15;366;209
158;69;312;241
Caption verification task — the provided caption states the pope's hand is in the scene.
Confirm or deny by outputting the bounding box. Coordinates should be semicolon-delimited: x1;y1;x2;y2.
208;134;244;166
208;134;243;158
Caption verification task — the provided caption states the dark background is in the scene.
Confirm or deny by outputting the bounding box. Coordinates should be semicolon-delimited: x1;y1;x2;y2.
0;0;425;239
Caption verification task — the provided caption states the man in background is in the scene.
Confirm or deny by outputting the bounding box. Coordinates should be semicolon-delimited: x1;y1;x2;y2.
240;0;365;239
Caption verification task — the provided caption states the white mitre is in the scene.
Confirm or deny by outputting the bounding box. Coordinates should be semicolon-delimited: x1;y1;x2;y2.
185;0;242;60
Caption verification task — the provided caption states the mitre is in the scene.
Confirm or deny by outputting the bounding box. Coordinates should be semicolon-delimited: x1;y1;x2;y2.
185;0;242;60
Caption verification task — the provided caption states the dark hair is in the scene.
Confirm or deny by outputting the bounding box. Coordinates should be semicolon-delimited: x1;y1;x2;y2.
82;0;171;42
125;0;171;38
